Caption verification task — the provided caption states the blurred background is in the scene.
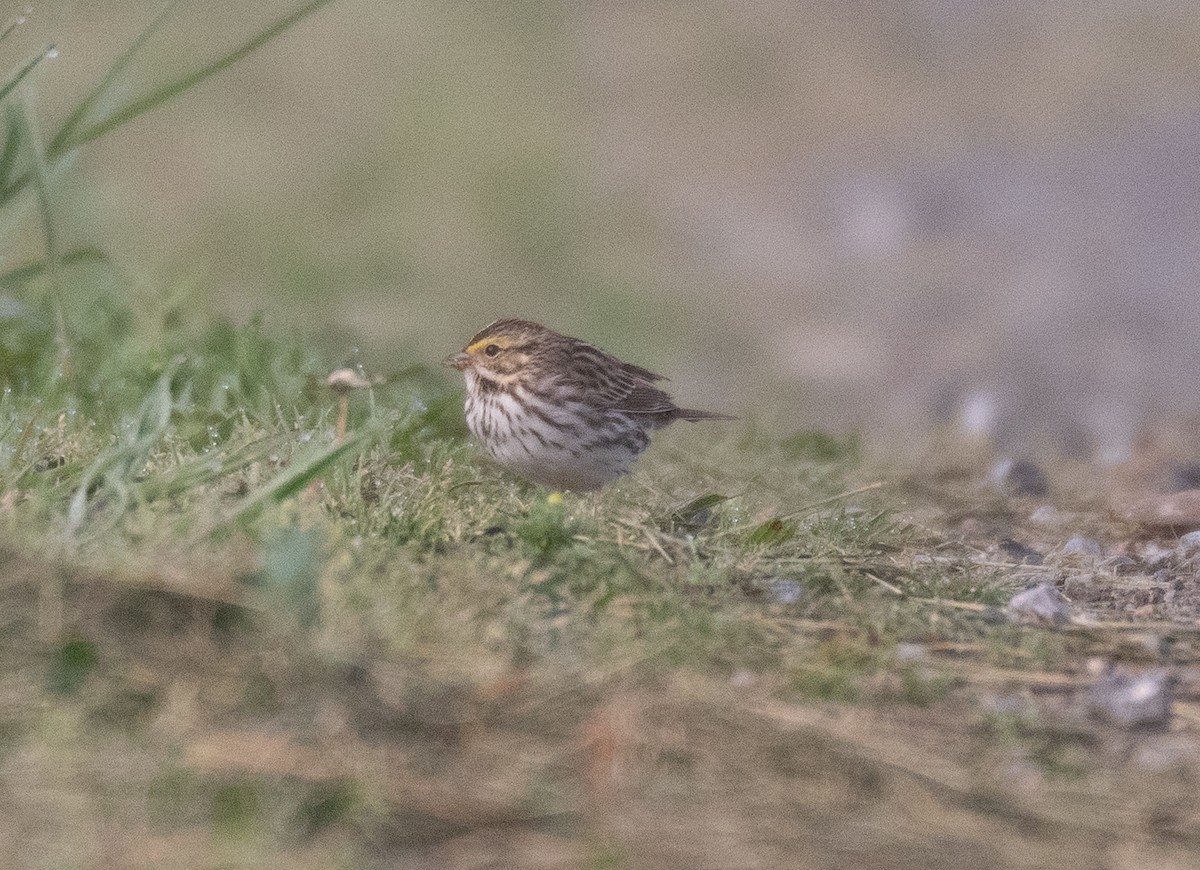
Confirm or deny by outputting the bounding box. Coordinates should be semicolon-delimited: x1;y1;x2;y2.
13;0;1200;455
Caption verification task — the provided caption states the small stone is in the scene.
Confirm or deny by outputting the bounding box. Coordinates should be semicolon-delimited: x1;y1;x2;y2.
1029;505;1067;526
995;459;1050;498
980;606;1007;624
1063;573;1104;603
1177;530;1200;557
1088;669;1173;730
982;693;1035;718
1115;490;1200;528
1106;555;1139;575
1167;463;1200;493
1133;634;1166;658
1006;583;1071;628
1061;536;1103;561
1084;657;1109;677
768;578;803;605
1139;541;1174;568
730;669;756;688
1133;735;1192;773
895;643;928;663
999;539;1043;565
960;391;997;438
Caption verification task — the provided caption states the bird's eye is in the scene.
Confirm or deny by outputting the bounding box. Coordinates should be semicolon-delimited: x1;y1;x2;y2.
484;344;501;357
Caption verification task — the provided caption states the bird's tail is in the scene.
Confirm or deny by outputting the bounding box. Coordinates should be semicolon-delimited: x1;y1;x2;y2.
675;407;737;422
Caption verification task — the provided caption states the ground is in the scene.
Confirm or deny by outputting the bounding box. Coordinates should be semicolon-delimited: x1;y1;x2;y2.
3;321;1200;869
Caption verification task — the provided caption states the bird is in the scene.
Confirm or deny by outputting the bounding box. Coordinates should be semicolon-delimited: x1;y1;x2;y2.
445;319;734;490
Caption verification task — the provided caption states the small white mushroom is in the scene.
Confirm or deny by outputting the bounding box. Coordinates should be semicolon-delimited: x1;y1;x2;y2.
327;368;371;393
327;368;371;441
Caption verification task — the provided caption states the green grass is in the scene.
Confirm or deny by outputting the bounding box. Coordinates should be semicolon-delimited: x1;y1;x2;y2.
7;287;1190;865
0;280;987;865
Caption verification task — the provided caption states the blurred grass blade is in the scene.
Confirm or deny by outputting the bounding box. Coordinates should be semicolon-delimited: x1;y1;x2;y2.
0;45;54;105
10;102;57;266
10;100;69;364
48;2;181;155
0;7;32;45
0;15;21;45
67;365;178;535
0;246;109;287
50;0;336;155
0;109;23;192
748;517;795;547
138;436;277;501
669;492;730;527
230;428;372;523
777;482;885;520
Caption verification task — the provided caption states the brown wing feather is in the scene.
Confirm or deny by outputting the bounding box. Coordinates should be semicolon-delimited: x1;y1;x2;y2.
548;340;671;410
609;383;679;415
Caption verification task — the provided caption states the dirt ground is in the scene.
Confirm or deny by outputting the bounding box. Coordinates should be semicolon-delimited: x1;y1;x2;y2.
5;436;1200;869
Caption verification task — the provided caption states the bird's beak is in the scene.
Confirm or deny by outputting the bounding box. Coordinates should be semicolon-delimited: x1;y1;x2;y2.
444;352;471;371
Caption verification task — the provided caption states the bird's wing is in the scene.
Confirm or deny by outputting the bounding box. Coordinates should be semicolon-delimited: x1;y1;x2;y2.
556;343;677;415
606;380;679;415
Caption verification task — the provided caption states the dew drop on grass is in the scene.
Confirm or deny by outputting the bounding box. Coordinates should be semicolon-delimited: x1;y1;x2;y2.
44;46;58;60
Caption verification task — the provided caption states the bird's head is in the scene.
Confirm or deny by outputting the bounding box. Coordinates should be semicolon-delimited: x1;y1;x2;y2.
444;319;556;384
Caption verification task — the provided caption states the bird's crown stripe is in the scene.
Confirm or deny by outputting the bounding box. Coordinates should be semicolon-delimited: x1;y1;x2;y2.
466;335;517;354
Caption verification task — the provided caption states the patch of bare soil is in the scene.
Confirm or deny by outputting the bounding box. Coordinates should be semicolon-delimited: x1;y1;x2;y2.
4;534;1200;869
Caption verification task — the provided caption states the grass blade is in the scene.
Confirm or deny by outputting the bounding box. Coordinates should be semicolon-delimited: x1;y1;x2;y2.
229;427;373;523
0;109;23;192
0;8;30;45
50;0;337;155
0;45;54;105
9;99;69;369
137;436;278;502
0;246;109;287
8;103;55;262
0;0;335;206
47;2;181;156
66;364;178;535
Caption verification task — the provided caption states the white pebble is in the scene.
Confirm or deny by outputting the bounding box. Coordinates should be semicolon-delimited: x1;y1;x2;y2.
1006;583;1071;628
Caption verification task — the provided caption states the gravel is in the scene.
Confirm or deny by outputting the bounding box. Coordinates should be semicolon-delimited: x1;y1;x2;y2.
1006;582;1071;627
1088;669;1174;730
1061;535;1103;560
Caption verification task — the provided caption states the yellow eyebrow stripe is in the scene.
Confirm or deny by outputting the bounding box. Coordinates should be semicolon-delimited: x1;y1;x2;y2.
466;336;515;354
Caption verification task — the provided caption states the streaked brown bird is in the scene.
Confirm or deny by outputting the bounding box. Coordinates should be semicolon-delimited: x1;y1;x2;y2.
445;319;734;490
